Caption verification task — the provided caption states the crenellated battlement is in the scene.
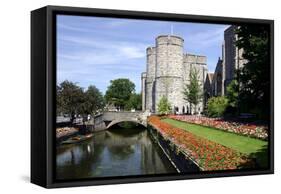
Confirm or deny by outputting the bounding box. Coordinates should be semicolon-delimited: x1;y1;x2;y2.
184;54;207;64
142;34;207;114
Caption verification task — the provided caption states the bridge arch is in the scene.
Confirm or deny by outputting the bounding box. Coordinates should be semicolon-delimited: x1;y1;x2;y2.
94;111;149;131
106;119;146;129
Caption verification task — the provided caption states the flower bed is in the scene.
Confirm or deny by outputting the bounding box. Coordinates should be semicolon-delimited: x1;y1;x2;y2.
168;115;268;140
56;127;78;139
148;116;254;171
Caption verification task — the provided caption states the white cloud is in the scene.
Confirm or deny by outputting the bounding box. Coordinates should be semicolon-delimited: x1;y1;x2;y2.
57;18;133;33
58;35;146;65
57;17;229;93
185;26;228;50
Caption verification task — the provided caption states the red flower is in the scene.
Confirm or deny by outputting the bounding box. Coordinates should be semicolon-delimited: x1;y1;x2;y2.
148;116;254;171
168;115;268;140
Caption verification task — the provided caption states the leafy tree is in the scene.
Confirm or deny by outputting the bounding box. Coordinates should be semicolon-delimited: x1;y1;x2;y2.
125;93;142;111
56;85;64;115
157;96;171;115
183;67;203;114
206;96;228;118
226;79;239;108
57;81;84;120
82;85;105;115
235;25;270;119
105;78;135;110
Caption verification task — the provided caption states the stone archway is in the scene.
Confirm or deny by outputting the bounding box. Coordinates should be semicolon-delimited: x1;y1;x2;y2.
94;111;149;131
106;119;147;129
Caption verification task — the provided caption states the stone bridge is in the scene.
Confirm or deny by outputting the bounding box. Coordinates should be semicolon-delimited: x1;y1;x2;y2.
93;111;150;131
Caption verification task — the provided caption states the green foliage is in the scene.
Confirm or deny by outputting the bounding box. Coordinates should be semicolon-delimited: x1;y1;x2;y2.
56;81;104;116
206;96;228;117
183;67;202;112
125;93;142;111
82;85;105;114
235;25;270;119
105;78;135;110
56;85;64;114
157;96;172;115
56;81;85;116
226;80;239;108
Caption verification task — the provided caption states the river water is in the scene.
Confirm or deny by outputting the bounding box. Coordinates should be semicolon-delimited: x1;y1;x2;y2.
56;126;177;180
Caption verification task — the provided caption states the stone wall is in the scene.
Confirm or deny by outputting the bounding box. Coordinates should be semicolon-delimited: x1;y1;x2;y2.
142;34;207;114
141;72;147;111
94;111;149;130
211;58;224;97
224;25;237;94
217;25;247;95
155;35;185;114
148;124;201;173
183;54;207;114
145;47;156;112
141;25;243;114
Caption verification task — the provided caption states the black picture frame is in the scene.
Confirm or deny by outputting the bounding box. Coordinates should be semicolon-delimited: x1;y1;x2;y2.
31;5;274;188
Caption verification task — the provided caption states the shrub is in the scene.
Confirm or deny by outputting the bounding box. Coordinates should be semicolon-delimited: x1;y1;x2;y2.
207;96;228;117
157;96;172;115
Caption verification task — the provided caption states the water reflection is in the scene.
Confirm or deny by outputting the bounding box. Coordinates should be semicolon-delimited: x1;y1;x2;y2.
56;127;177;180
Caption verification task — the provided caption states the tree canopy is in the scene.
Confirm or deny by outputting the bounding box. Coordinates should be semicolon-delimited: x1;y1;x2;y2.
56;81;104;117
83;85;105;114
183;67;203;113
206;96;228;118
226;79;239;108
105;78;136;110
125;93;142;111
57;81;84;116
157;96;171;115
235;25;270;118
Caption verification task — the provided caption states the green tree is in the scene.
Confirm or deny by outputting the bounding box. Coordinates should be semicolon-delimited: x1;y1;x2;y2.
57;81;84;120
125;93;142;111
157;96;171;115
105;78;135;110
226;79;239;108
206;96;228;118
56;85;64;115
82;85;105;115
183;67;203;113
235;25;270;118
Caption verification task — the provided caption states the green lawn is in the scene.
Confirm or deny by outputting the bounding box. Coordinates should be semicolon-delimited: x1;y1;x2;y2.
162;118;268;167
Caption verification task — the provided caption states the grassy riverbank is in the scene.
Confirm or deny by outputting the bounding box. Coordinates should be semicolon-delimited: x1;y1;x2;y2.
162;118;268;168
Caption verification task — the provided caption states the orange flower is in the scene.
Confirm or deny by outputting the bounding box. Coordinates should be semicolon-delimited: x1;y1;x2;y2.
148;116;254;171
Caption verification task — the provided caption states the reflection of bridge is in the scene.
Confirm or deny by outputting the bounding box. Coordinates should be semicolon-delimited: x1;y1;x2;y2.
94;111;150;130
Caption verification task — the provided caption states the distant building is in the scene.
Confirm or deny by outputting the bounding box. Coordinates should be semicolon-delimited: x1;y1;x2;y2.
141;35;207;114
203;72;213;107
212;58;224;96
142;25;244;114
205;25;246;98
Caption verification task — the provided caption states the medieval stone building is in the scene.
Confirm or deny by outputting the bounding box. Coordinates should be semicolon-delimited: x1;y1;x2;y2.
141;35;208;114
141;25;244;114
204;25;247;100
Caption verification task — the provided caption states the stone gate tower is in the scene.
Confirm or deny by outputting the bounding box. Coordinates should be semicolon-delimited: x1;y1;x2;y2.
155;35;185;114
145;47;156;112
142;34;207;114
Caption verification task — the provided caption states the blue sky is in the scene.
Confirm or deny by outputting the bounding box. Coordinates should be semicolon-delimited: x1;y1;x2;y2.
57;15;230;94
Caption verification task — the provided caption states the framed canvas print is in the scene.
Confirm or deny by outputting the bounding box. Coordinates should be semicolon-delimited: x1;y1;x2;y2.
31;5;274;188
